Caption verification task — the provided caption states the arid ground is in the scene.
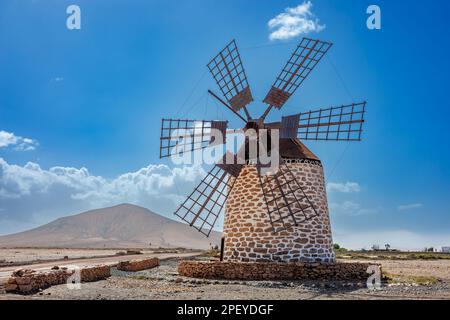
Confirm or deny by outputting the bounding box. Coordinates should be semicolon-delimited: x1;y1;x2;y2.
0;249;449;300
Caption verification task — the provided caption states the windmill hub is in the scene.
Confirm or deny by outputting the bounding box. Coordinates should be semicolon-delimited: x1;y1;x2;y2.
159;37;367;265
244;119;264;131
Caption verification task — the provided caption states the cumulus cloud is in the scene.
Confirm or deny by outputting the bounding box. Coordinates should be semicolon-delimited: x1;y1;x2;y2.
0;130;38;151
268;1;325;41
0;158;206;234
397;203;423;211
327;182;361;193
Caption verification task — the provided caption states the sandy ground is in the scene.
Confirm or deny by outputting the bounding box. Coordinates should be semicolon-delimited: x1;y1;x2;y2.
350;259;450;282
1;257;449;300
0;250;201;284
0;248;124;265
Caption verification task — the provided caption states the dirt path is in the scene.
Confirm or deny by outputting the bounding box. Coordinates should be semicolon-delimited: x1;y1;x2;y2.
0;252;201;283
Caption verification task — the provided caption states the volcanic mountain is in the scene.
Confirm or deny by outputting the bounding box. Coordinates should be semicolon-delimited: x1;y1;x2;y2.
0;204;221;249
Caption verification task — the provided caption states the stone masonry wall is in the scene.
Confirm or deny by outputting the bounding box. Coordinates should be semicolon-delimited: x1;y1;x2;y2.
4;265;111;295
178;261;376;281
223;160;335;263
117;258;160;272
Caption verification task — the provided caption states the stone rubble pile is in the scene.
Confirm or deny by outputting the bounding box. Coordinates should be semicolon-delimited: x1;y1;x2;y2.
4;265;111;295
178;260;378;281
117;257;160;272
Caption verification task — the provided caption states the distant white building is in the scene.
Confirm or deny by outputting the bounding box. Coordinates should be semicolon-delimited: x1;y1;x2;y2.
442;247;450;253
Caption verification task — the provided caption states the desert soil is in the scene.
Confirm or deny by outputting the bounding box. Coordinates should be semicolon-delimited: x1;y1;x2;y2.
0;248;123;266
0;248;200;284
1;255;450;300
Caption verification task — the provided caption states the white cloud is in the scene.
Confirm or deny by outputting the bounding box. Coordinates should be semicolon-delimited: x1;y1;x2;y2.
0;131;18;148
329;201;379;217
268;1;325;41
0;130;38;151
397;203;423;211
334;229;450;251
327;182;361;193
329;201;359;215
0;158;206;234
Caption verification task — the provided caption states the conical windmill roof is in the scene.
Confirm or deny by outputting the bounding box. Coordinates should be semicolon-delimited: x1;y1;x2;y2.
279;138;320;161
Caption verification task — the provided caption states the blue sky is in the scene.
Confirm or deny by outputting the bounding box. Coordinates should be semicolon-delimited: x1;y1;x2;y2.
1;0;449;249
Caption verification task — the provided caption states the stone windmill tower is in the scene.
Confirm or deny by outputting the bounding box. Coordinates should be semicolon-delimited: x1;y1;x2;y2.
159;38;366;264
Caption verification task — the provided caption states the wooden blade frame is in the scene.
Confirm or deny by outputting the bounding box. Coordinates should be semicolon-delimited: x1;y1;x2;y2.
258;163;319;233
298;102;366;141
280;114;301;139
174;166;236;237
207;40;253;113
263;38;333;111
159;119;227;158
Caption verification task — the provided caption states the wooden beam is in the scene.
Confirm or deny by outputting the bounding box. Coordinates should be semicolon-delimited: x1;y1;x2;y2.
264;119;364;130
298;119;364;129
208;89;247;123
190;170;227;226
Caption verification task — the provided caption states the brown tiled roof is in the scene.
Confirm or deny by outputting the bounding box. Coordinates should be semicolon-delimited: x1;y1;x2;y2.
234;138;319;162
279;138;319;161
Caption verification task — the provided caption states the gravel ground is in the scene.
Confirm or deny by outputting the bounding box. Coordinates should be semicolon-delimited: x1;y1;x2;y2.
1;258;449;300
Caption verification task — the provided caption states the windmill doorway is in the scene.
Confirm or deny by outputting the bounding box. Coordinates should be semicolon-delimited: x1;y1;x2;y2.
220;237;225;261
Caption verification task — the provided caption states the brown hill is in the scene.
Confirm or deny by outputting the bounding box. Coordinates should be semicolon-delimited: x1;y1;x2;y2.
0;204;221;249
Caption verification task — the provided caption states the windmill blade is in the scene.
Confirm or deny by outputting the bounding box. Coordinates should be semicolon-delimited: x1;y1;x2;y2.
263;38;333;110
174;165;237;237
207;39;253;113
257;162;319;233
298;102;366;141
160;119;228;158
280;114;301;139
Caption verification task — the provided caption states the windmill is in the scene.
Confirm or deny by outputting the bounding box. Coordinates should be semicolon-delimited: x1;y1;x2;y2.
160;38;366;263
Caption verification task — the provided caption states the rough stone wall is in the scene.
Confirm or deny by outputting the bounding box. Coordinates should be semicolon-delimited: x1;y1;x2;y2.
80;265;111;282
4;265;111;294
178;261;375;281
117;258;159;272
223;160;335;263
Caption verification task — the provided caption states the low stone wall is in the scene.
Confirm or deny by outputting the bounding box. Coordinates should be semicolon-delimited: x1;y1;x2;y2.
80;265;111;282
178;261;378;281
117;257;160;272
4;265;111;295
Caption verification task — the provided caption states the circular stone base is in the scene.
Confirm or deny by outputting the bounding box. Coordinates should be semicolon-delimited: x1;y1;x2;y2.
178;260;379;281
223;162;335;263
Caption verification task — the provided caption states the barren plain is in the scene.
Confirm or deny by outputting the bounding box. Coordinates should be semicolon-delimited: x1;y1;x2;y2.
0;249;449;300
